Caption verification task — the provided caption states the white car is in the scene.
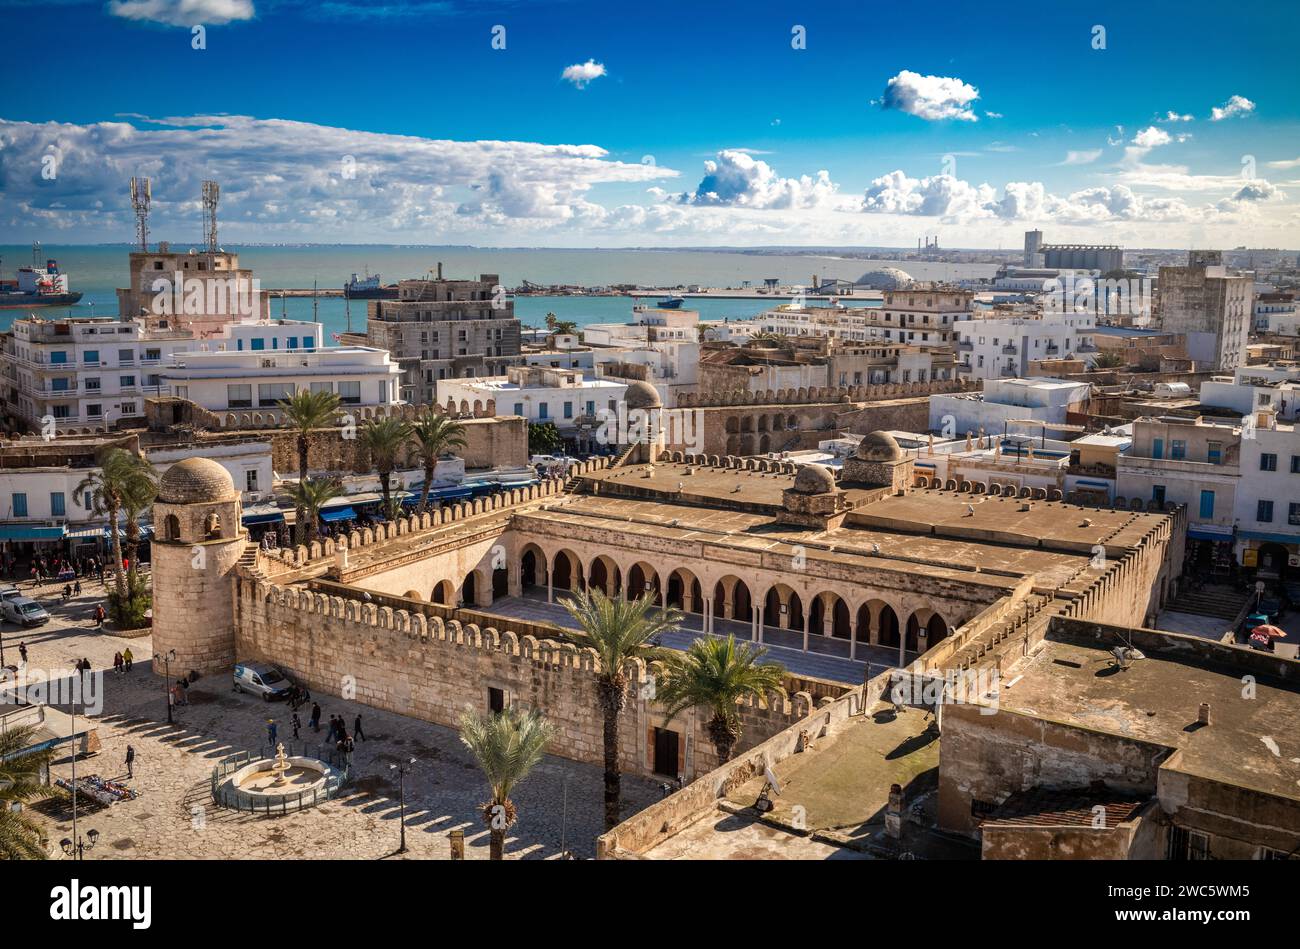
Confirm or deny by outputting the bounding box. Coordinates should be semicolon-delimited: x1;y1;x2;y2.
2;596;50;627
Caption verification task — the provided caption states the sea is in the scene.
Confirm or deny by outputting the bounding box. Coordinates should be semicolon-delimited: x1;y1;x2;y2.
0;244;1000;341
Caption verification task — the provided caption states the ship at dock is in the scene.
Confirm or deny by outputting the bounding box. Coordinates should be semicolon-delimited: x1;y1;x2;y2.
0;248;83;309
343;270;399;299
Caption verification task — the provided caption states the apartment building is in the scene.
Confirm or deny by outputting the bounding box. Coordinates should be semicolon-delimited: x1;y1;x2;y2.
116;242;270;334
1156;250;1253;370
953;306;1097;380
363;267;522;404
437;366;627;431
872;285;974;348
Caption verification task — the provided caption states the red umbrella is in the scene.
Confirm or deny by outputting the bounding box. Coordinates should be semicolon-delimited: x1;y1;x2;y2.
1250;624;1287;645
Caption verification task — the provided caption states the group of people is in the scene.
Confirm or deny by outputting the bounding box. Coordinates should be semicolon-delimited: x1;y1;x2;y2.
272;705;366;761
14;553;109;587
111;648;135;673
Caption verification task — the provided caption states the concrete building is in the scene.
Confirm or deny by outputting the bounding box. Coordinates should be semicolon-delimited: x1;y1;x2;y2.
1024;230;1124;272
1232;410;1299;580
1199;363;1300;423
362;268;522;404
954;306;1097;380
928;378;1092;440
1157;250;1253;370
159;322;403;415
115;242;271;333
1254;290;1298;334
873;286;973;348
437;365;627;433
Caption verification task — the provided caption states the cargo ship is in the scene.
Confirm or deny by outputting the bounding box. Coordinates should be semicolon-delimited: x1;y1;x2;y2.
0;256;83;309
343;270;398;300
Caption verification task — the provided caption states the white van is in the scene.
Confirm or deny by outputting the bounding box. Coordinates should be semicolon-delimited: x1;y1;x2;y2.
3;596;50;627
232;662;293;701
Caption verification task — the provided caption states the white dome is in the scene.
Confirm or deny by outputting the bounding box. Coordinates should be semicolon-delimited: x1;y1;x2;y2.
855;267;914;290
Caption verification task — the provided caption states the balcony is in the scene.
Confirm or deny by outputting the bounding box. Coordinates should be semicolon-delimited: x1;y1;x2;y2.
1001;344;1018;355
957;340;973;351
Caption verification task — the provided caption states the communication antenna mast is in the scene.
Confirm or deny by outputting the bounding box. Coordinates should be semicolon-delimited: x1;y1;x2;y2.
130;177;151;252
201;180;220;254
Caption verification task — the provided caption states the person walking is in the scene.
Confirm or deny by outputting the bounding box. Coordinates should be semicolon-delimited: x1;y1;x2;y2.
353;714;366;742
122;647;133;671
125;744;135;779
266;719;278;750
73;578;82;596
310;702;321;733
113;651;123;675
291;712;301;740
94;604;105;628
17;641;27;665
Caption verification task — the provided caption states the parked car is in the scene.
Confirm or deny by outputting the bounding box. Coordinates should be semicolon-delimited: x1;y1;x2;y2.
0;584;23;606
232;662;293;701
2;596;50;627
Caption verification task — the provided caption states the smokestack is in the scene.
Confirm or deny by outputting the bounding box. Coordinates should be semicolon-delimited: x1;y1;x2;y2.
1198;703;1211;727
437;261;443;280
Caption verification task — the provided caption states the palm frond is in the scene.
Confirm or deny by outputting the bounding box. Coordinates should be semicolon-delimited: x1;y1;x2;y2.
656;634;787;725
559;588;681;679
458;706;555;804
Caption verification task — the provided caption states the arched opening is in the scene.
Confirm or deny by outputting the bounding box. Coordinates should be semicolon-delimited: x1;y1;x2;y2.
1257;542;1291;581
432;579;456;605
588;555;621;597
904;612;922;652
926;612;949;644
713;576;751;622
520;547;540;590
666;569;702;614
165;514;181;542
831;597;852;640
878;604;901;648
551;549;583;594
492;566;508;599
627;562;661;605
204;512;222;540
462;571;477;606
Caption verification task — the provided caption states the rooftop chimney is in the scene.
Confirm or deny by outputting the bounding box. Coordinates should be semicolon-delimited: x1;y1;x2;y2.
1198;702;1211;726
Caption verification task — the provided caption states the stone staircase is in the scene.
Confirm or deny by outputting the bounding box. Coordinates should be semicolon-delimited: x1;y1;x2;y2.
1167;584;1249;621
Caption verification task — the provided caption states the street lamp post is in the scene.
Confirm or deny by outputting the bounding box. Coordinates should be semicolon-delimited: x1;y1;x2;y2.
60;828;99;860
389;757;417;854
154;649;176;724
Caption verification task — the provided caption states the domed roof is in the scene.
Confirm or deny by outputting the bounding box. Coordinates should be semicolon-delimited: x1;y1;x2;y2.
624;380;662;410
791;464;837;495
854;267;914;290
855;431;904;463
159;457;236;504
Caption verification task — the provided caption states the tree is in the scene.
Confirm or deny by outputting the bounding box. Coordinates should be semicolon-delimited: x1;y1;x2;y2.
359;417;414;515
77;448;156;603
278;389;342;544
528;422;563;457
561;589;681;829
0;725;61;859
746;332;787;349
1090;350;1126;370
458;706;555;860
553;320;578;337
544;312;558;333
119;461;158;580
411;411;467;511
287;477;342;546
656;635;787;763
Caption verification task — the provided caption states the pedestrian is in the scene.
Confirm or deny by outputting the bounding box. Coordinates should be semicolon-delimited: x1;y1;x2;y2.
266;718;277;749
18;641;27;665
291;712;301;740
74;579;82;596
125;744;135;779
353;714;366;742
113;651;123;675
123;646;133;671
179;677;190;705
323;715;337;743
94;604;105;628
310;702;321;732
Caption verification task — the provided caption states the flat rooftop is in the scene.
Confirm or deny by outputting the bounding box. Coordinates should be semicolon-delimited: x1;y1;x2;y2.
998;632;1300;803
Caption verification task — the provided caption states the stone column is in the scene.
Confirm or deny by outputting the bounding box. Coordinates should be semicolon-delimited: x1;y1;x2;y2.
802;601;810;652
850;616;858;662
753;605;762;643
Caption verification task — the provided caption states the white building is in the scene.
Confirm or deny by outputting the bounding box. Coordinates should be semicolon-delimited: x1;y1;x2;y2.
928;377;1092;439
437;366;627;430
1199;364;1300;423
1254;291;1297;334
579;307;701;406
159;321;403;414
953;308;1097;380
1232;409;1300;578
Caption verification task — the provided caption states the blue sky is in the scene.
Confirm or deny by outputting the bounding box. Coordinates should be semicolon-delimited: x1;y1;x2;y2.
1;0;1297;247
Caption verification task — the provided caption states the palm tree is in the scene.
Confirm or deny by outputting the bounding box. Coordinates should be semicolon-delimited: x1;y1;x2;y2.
561;589;681;829
1090;350;1126;370
411;412;467;511
77;448;156;600
278;389;342;544
287;477;342;546
359;417;413;515
458;706;555;860
0;724;60;859
119;460;158;580
656;635;787;764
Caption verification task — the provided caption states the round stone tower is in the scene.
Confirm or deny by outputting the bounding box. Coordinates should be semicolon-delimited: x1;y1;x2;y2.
151;457;247;675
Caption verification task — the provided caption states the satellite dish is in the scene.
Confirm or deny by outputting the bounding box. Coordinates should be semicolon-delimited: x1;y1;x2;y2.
763;766;782;796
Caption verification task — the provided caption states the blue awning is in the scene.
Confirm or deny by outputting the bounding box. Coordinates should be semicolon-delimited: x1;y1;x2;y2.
242;511;286;525
319;506;356;523
0;525;65;541
426;485;474;501
1188;525;1234;542
1237;530;1300;546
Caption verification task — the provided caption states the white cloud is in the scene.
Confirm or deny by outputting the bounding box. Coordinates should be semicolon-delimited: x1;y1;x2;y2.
1211;95;1256;121
0;114;675;240
1059;149;1102;166
1132;126;1172;149
861;171;994;218
1160;111;1194;123
561;60;606;89
1267;156;1300;169
984;111;1003;119
109;0;255;26
878;70;981;122
677;150;837;209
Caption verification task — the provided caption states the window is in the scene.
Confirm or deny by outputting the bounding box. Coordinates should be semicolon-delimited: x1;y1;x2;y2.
87;404;103;418
309;382;333;394
246;470;259;492
1258;500;1274;523
251;338;266;351
120;375;136;387
1199;490;1215;519
119;348;134;363
1207;441;1222;465
1152;437;1164;460
144;348;161;361
538;403;549;420
1290;503;1300;527
1170;439;1186;460
257;382;295;406
12;493;27;517
1168;827;1210;861
337;381;361;404
120;402;138;416
1260;453;1277;472
50;492;65;517
286;337;298;349
51;378;70;392
1292;456;1300;474
50;351;67;364
84;377;101;391
83;350;100;365
227;384;253;408
563;401;573;419
586;400;595;416
513;402;524;416
1152;485;1166;507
